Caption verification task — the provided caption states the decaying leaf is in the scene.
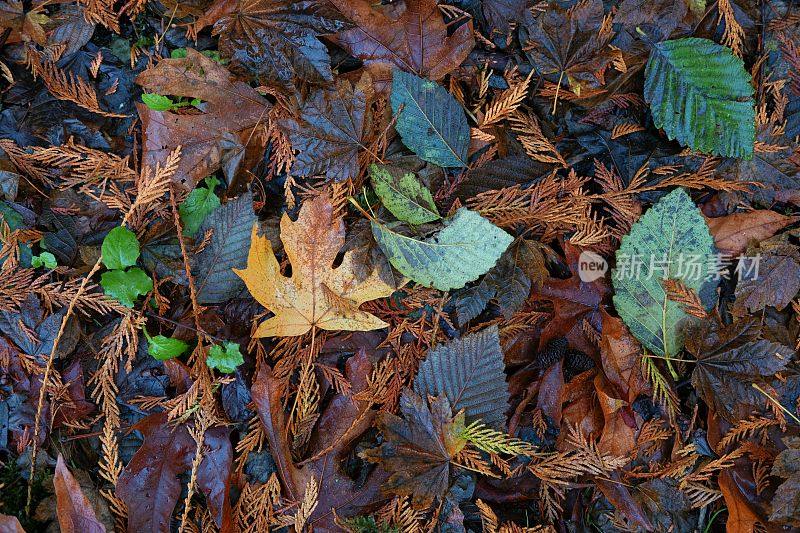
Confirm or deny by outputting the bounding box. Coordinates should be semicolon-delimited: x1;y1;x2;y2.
328;0;474;82
53;455;105;533
362;389;464;509
770;438;800;526
705;210;798;256
136;49;270;190
235;194;395;337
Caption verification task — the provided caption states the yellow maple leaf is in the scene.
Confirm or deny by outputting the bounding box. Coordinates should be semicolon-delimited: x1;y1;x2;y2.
234;194;395;337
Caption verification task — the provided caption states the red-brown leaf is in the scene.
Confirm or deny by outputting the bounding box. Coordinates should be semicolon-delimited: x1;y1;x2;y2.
705;210;798;255
54;454;105;533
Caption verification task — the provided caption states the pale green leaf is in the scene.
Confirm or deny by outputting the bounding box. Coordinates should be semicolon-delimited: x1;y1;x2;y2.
179;176;221;237
371;208;512;291
146;332;189;361
207;342;244;374
612;188;718;362
644;37;755;159
370;164;440;225
391;70;469;168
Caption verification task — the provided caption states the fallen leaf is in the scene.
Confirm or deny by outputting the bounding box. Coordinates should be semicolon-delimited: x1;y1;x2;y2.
362;389;462;508
283;79;369;182
769;437;800;526
734;242;800;314
0;515;24;533
234;194;395;337
53;454;105;533
327;0;474;82
135;49;270;190
705;210;798;255
687;319;792;420
599;309;650;404
414;326;510;428
116;414;233;533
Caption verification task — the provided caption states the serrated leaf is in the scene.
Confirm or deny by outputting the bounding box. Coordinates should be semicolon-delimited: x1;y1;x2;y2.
371;208;513;291
141;93;175;112
370;164;440;224
192;192;256;304
100;267;153;308
391;70;469;168
207;342;244;374
612;188;718;362
413;326;510;428
179;176;221;237
31;251;57;269
102;226;140;270
644;37;755;159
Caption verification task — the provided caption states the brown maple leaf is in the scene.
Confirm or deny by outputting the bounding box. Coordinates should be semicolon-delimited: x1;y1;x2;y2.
361;389;465;509
234;194;395;337
327;0;474;82
135;49;270;191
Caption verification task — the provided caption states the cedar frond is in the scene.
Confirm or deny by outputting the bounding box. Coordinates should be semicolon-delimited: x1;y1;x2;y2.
236;476;282;532
294;476;319;532
460;420;535;456
662;278;707;318
717;416;778;452
717;0;745;57
452;447;498;477
476;499;500;532
0;268;35;311
509;111;567;167
641;354;678;421
31;55;125;118
77;0;120;31
611;121;645;139
681;481;722;508
479;72;532;128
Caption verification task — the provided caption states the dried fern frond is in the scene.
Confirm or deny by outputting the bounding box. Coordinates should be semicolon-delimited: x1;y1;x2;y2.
717;0;745;57
509;111;567;167
479;72;533;128
294;476;319;532
236;476;283;532
662;278;708;319
78;0;120;31
641;354;678;421
611;121;645;139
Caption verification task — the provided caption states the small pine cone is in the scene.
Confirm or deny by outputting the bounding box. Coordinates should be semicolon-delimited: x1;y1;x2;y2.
536;338;567;370
564;348;595;381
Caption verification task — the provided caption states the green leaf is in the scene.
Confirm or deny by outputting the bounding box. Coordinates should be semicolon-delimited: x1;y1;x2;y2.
207;342;244;374
179;177;221;237
371;208;513;291
391;70;469;168
612;188;718;365
413;326;510;428
145;331;189;361
102;226;140;270
31;251;57;269
370;164;440;225
100;267;153;308
141;93;176;112
644;37;755;159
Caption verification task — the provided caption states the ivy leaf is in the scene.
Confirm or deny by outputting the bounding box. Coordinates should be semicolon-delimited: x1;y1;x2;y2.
234;194;395;337
370;164;440;225
328;0;473;82
179;176;221;237
687;319;792;420
644;37;755;159
101;226;140;270
145;331;189;361
391;70;470;168
31;251;57;269
283;80;368;182
192;192;256;304
612;189;717;364
371;208;513;291
100;268;153;308
207;342;244;374
413;326;510;428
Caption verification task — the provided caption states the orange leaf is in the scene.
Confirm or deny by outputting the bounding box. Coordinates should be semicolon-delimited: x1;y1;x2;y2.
705;210;798;256
234;194;395;337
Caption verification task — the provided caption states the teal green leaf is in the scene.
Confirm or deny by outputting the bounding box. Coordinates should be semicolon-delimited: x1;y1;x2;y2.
100;267;153;308
0;202;23;230
391;70;469;168
371;208;513;291
207;342;244;374
644;37;755;159
31;252;57;269
141;93;175;112
612;188;718;364
180;177;221;236
102;226;140;270
369;164;440;225
146;332;189;361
